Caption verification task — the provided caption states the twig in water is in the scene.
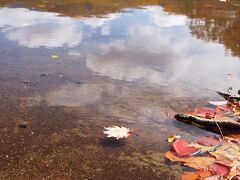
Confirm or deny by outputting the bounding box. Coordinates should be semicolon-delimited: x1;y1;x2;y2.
214;120;224;139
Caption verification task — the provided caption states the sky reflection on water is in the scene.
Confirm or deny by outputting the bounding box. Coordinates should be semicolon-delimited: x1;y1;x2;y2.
0;5;240;99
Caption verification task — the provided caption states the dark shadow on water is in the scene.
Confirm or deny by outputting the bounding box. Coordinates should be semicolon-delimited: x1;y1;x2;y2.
100;137;126;148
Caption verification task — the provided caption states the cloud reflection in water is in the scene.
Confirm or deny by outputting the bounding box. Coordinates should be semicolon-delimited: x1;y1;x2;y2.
0;7;83;48
0;6;239;95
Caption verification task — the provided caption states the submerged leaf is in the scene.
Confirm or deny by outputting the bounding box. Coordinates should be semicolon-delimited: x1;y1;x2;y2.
196;137;220;146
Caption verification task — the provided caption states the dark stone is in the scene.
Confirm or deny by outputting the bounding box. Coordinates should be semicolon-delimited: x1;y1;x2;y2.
22;81;30;84
18;124;27;128
40;73;47;77
100;137;125;148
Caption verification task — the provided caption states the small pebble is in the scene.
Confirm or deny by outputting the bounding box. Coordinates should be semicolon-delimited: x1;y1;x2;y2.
40;73;47;77
18;123;27;128
22;81;30;84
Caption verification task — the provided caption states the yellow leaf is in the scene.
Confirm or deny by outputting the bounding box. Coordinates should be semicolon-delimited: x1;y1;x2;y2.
168;135;181;143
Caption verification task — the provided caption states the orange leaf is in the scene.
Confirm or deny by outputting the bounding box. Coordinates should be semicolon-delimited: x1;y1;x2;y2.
181;170;212;180
165;151;215;170
181;172;198;180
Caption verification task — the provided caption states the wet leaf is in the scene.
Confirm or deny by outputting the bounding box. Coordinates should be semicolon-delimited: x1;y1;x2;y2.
209;142;240;178
210;152;232;166
205;175;221;180
228;164;240;179
181;171;198;180
169;90;240;178
216;105;232;113
189;143;216;153
194;107;216;115
213;142;240;160
195;136;220;146
172;139;199;156
224;135;240;143
165;151;215;170
209;162;230;176
185;158;215;170
182;170;212;180
196;170;213;179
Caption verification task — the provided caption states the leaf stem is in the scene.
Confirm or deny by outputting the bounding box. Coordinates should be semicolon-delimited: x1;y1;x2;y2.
214;120;224;139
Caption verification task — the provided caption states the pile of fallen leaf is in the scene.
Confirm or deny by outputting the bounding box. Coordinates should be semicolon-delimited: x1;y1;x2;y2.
165;135;240;179
205;90;240;118
190;89;240;118
174;89;240;139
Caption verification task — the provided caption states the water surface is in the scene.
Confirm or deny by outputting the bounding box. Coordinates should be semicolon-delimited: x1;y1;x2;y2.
0;0;240;179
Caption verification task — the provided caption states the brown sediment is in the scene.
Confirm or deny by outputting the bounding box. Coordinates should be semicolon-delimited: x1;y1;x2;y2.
0;69;210;179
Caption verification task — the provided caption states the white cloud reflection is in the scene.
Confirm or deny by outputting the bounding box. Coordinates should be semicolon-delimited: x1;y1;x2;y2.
149;6;187;27
26;83;104;107
85;6;240;95
86;7;190;85
46;84;102;106
0;7;122;49
0;7;82;48
87;54;162;83
83;13;121;29
0;6;239;96
7;23;82;48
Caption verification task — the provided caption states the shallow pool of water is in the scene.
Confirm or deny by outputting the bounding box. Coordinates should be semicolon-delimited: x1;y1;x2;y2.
0;0;239;179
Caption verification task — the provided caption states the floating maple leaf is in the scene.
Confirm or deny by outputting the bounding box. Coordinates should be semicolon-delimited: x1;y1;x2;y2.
103;126;131;140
